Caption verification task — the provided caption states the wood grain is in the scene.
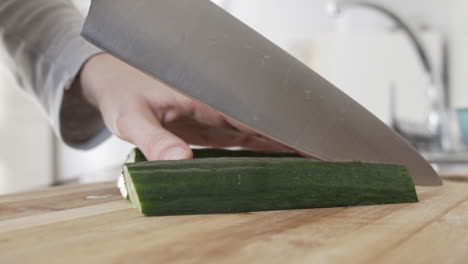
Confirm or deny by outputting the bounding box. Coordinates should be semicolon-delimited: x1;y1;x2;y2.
0;180;467;264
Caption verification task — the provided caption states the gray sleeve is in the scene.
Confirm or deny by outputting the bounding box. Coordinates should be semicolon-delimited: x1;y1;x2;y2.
0;0;111;149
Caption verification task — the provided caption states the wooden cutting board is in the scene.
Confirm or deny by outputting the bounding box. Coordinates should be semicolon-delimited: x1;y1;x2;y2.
1;176;467;264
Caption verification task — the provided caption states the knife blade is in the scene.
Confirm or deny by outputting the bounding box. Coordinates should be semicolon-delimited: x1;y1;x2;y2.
81;0;442;186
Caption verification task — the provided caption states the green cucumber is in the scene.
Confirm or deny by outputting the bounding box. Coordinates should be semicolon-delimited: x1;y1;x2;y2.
121;148;302;199
122;149;418;216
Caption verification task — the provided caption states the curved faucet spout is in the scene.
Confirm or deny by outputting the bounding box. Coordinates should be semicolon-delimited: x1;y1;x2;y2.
327;0;451;152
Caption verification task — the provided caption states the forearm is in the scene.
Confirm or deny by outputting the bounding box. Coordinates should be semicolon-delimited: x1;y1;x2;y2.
0;0;109;148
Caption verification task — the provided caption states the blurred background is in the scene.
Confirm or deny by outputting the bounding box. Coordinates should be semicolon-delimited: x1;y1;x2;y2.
1;0;467;194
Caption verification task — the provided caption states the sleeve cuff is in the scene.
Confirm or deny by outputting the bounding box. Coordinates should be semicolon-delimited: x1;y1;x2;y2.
51;42;111;150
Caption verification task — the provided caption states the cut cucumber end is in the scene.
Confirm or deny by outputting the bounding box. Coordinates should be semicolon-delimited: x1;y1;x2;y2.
123;166;143;214
117;174;128;199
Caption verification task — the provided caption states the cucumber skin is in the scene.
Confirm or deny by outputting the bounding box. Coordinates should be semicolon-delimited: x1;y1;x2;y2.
126;148;147;163
124;157;419;217
122;148;303;201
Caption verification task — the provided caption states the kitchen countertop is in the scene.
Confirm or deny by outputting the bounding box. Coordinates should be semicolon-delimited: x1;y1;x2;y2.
1;175;467;264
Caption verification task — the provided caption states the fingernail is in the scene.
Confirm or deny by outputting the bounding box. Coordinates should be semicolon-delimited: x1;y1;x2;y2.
162;147;187;160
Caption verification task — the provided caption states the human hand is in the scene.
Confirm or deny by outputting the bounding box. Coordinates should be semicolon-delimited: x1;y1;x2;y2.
78;53;290;160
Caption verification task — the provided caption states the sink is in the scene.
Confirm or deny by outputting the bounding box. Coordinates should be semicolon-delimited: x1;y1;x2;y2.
422;152;468;176
423;151;468;164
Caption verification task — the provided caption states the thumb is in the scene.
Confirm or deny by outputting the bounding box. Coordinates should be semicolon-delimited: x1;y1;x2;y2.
114;106;192;161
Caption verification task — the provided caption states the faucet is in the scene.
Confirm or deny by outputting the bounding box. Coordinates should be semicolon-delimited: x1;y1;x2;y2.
326;1;452;152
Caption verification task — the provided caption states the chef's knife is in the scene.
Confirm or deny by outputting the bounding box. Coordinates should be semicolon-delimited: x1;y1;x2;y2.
82;0;442;186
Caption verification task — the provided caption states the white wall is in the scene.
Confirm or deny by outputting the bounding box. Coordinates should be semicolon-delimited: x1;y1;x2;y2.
0;57;53;194
448;0;468;109
219;0;333;60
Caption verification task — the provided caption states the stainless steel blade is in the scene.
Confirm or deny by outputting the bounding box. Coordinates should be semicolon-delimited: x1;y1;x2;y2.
82;0;442;186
